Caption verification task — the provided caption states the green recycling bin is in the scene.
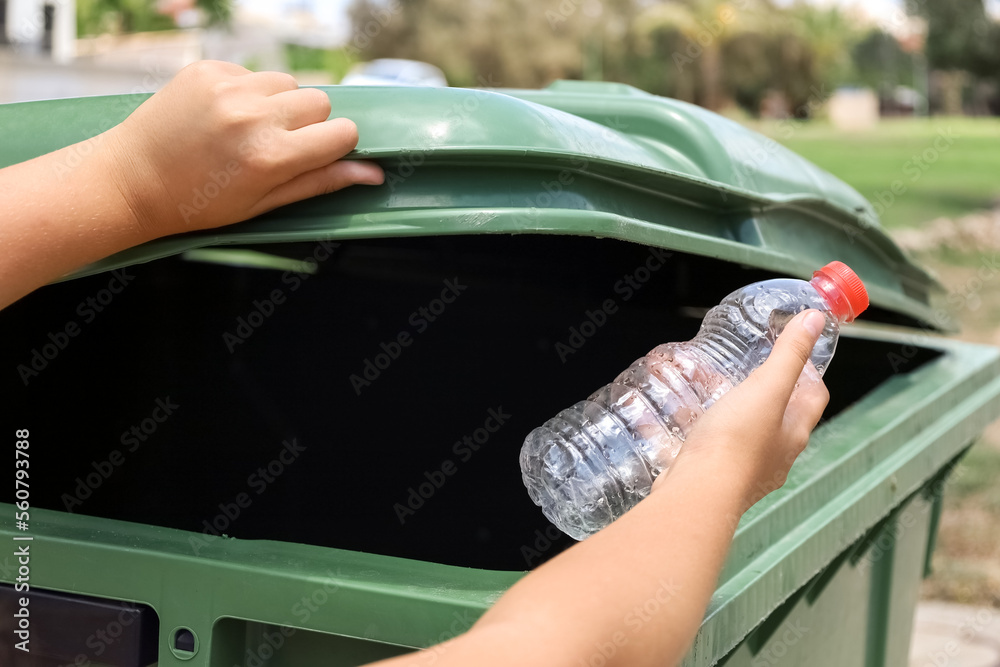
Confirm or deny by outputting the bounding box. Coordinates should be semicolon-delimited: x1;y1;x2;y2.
2;80;998;667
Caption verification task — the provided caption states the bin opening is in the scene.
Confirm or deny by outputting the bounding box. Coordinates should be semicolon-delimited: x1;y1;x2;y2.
3;235;941;571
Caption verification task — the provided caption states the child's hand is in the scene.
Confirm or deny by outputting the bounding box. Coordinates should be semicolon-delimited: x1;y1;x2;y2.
103;60;384;238
662;309;830;505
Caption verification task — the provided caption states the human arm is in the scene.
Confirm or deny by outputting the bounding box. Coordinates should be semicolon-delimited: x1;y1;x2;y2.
369;309;830;667
0;60;383;309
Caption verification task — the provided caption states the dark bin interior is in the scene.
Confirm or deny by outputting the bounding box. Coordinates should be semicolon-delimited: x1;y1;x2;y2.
2;235;939;571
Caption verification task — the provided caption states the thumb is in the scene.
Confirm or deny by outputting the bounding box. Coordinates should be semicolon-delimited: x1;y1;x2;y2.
752;309;825;404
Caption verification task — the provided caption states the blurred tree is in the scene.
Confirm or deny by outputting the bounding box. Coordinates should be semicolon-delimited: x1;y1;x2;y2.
908;0;995;74
784;3;858;87
721;31;773;112
347;0;943;117
906;0;999;113
285;43;355;81
633;1;725;108
852;30;915;101
348;0;587;88
77;0;231;36
197;0;232;27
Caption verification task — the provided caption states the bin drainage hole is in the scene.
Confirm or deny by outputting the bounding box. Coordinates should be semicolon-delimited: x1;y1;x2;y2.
173;628;198;653
174;628;196;652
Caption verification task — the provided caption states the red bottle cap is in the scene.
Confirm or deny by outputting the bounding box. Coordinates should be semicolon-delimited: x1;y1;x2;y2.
813;261;869;322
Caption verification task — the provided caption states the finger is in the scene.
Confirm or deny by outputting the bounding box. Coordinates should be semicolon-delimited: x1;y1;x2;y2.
274;118;362;174
752;310;825;405
269;87;332;130
252;160;384;214
784;375;830;435
187;60;250;78
788;360;822;402
244;70;300;95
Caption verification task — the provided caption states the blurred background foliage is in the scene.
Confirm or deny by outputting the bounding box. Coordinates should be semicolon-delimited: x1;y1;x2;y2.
345;0;1000;117
77;0;231;35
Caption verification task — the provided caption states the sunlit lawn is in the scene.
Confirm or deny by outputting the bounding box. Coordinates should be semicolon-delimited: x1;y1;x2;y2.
754;118;1000;229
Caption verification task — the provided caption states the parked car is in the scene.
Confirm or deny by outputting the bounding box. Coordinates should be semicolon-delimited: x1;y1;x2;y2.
340;58;447;87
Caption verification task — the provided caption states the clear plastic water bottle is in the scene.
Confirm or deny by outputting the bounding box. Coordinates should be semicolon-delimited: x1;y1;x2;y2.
520;261;869;540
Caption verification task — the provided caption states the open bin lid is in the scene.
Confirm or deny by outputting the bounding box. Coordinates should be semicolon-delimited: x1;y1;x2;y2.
0;80;948;330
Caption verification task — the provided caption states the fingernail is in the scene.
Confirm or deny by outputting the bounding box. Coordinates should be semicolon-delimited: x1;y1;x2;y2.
802;311;825;337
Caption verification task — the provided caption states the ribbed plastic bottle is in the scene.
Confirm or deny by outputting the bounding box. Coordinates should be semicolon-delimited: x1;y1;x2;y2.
520;261;869;540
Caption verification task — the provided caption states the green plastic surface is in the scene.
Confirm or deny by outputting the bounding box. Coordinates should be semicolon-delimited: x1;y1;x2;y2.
0;81;945;329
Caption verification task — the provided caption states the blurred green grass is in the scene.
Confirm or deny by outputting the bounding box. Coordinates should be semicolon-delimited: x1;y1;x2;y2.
758;118;1000;228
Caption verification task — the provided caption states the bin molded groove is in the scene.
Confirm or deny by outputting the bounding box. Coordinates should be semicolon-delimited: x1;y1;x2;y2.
803;543;853;605
864;514;897;667
745;585;810;654
920;451;964;579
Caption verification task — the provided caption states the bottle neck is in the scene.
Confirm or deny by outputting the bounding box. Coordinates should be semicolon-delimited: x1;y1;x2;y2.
810;273;854;323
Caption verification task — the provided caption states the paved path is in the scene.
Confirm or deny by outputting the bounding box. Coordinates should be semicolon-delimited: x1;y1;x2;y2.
0;52;174;104
910;602;1000;667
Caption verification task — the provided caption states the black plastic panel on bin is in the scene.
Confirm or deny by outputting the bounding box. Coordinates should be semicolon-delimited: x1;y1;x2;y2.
0;584;159;666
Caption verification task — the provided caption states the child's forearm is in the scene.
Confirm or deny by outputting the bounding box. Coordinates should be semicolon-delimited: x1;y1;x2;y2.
368;450;750;667
0;131;145;308
0;60;383;310
473;448;750;667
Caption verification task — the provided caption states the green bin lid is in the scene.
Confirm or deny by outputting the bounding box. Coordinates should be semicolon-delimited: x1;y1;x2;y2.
0;80;947;330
